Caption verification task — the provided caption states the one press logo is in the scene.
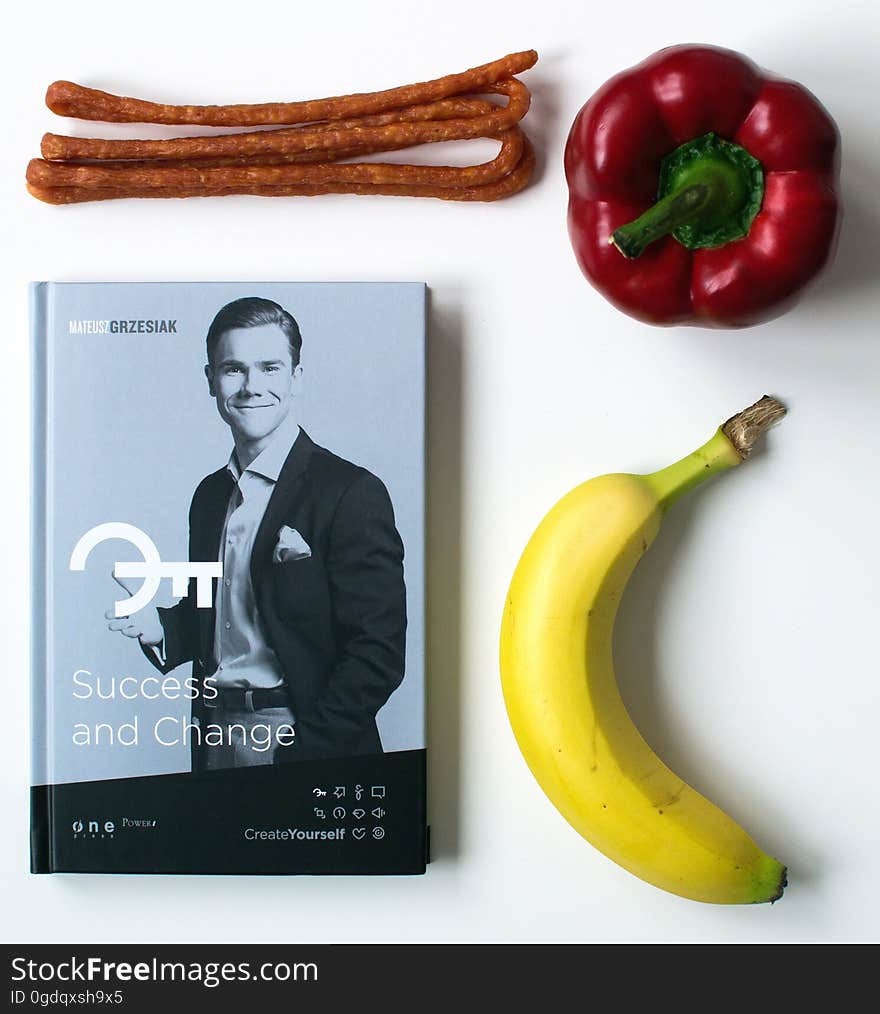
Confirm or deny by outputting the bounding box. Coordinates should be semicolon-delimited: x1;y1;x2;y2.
69;522;222;615
72;818;116;839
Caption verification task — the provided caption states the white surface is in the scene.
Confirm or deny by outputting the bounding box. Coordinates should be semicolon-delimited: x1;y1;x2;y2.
2;0;879;944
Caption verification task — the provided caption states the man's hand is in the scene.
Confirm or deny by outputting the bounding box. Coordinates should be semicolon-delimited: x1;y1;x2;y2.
105;573;164;646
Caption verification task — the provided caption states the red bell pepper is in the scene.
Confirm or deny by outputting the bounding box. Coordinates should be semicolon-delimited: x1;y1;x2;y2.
564;45;842;327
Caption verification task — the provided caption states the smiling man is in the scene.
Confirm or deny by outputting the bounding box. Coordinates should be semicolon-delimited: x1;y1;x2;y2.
108;296;407;770
208;313;302;470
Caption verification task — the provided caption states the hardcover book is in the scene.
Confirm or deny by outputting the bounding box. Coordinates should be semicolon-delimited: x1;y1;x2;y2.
31;281;427;874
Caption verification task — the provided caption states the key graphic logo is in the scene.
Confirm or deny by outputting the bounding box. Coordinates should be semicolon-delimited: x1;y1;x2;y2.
70;522;222;616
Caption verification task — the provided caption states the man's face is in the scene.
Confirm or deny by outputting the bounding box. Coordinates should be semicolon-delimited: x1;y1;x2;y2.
206;323;301;446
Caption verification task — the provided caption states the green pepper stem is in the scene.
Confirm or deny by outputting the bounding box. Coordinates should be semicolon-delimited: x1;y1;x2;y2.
611;184;711;259
610;133;765;258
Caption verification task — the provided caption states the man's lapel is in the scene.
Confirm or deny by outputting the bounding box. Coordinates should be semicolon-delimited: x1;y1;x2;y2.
191;468;235;564
191;468;235;672
250;428;316;587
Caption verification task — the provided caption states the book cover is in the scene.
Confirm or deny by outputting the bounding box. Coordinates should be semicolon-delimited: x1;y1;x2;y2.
31;281;427;874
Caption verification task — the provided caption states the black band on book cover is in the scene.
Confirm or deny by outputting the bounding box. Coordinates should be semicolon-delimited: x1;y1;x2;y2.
31;749;427;875
30;785;52;874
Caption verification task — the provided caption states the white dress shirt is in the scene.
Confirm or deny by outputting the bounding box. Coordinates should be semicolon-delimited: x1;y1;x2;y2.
211;416;300;689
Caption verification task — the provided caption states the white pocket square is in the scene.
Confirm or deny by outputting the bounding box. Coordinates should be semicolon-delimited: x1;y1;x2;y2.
273;525;312;563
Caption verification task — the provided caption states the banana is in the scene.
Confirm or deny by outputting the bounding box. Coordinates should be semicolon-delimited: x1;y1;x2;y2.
500;396;788;905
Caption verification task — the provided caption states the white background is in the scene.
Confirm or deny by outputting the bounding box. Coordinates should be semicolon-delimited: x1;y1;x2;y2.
2;0;878;944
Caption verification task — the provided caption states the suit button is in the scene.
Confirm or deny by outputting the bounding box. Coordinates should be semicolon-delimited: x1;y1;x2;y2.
224;621;232;629
224;579;232;587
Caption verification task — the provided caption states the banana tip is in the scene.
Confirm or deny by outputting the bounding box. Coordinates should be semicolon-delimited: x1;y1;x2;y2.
769;865;788;904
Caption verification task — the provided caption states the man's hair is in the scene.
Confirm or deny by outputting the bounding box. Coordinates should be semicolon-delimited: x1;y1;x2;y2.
206;297;303;368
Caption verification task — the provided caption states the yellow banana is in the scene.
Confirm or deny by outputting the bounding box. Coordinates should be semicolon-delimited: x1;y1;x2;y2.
500;397;787;905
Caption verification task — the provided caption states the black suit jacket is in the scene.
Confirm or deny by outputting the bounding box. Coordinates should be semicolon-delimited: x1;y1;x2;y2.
146;429;407;763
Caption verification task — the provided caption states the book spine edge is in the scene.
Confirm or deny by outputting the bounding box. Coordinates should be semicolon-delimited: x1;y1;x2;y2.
30;281;52;873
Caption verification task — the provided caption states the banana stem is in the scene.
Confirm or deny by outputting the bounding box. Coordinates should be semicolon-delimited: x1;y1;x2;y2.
646;430;740;509
646;395;787;510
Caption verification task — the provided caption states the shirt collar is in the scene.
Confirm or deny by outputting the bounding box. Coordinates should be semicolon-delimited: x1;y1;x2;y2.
226;414;300;484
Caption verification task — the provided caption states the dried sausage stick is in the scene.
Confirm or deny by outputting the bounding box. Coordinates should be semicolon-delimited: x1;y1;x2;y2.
45;51;538;126
27;126;524;191
41;79;530;163
27;137;535;205
43;96;501;170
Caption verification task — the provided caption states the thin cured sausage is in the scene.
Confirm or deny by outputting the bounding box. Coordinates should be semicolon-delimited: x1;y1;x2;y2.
28;53;538;205
45;51;538;125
